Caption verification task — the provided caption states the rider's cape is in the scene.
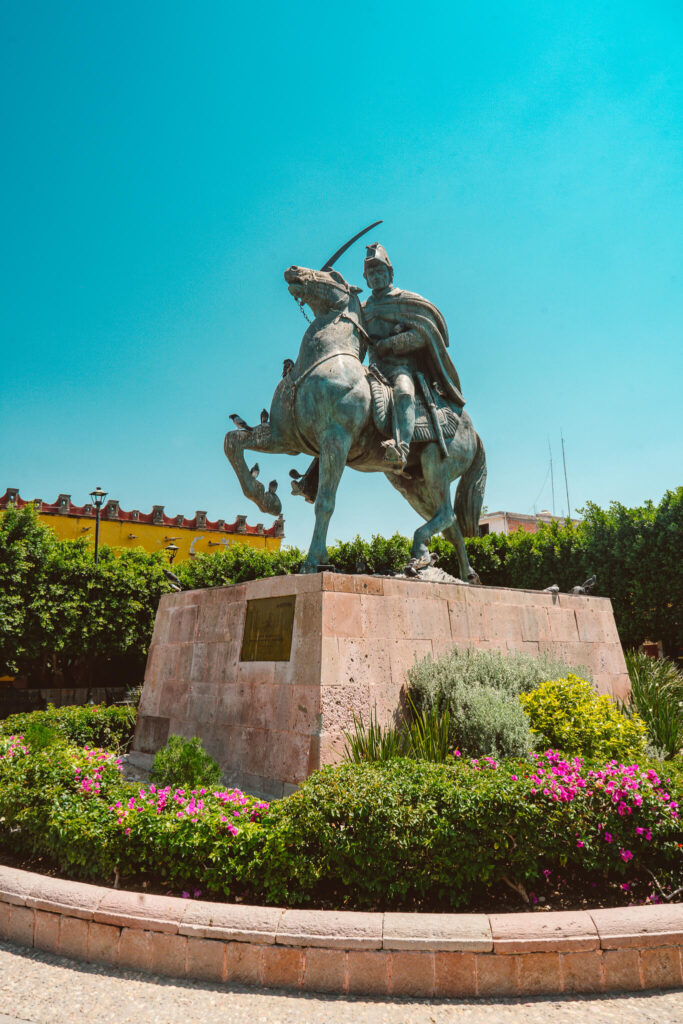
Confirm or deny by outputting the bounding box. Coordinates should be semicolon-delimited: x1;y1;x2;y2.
362;287;465;407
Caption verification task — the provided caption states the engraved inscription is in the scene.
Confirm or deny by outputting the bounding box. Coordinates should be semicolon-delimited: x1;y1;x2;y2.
240;595;296;662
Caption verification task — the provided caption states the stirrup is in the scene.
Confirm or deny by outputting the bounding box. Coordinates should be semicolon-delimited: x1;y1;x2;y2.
381;439;409;471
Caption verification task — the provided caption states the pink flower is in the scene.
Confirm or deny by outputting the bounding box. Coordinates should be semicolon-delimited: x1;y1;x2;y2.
604;833;613;843
576;840;585;848
620;849;633;862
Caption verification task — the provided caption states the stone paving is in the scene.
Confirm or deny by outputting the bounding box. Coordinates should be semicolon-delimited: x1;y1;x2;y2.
1;941;682;1024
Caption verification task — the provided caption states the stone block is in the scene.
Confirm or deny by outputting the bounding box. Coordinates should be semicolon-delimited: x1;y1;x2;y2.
278;909;382;949
186;937;226;982
548;609;579;642
517;951;562;994
434;951;477;996
321;592;363;638
225;940;264;985
640;947;683;989
602;948;642;990
591;905;683;949
560;951;604;992
33;910;60;954
119;927;152;971
302;947;348;993
476;953;518;996
383;912;491;951
0;865;35;906
149;931;187;978
95;891;185;933
8;905;34;946
288;685;321;734
180;901;282;943
88;922;120;964
486;604;526;642
490;910;598;953
261;945;304;989
346;950;390;994
389;951;436;997
336;637;392;689
353;575;384;596
520;606;551;642
387;638;433;688
59;915;90;961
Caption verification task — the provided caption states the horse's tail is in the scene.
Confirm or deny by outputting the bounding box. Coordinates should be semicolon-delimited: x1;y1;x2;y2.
454;431;487;537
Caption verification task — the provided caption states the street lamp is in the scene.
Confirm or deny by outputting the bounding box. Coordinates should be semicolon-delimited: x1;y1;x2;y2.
165;543;179;565
89;486;108;564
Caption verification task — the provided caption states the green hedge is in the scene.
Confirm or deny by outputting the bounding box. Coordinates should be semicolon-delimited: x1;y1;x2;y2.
1;732;680;908
2;488;681;685
0;703;137;752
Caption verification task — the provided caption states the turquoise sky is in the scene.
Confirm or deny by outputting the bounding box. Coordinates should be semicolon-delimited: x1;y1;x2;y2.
1;2;681;550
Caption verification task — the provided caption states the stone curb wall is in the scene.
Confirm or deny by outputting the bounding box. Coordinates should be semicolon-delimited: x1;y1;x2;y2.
1;866;682;996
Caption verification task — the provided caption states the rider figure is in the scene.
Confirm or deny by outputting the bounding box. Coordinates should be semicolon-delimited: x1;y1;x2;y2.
362;243;465;472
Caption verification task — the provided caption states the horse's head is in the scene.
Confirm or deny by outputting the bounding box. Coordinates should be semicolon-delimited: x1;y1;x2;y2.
284;265;362;320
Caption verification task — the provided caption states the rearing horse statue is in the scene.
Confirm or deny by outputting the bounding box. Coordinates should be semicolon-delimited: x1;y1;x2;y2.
224;265;486;581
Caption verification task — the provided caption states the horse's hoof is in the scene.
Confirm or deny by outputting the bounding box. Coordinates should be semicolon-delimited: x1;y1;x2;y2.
467;572;482;586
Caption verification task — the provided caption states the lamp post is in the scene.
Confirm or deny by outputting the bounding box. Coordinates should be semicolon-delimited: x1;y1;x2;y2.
166;543;179;565
90;486;108;564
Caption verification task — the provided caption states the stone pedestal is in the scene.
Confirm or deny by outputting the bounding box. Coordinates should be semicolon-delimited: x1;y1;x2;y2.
131;573;629;799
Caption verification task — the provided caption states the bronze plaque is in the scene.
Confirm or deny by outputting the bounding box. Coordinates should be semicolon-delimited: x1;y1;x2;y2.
240;595;296;662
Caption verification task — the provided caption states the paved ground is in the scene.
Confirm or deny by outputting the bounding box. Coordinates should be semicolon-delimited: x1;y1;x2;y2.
0;941;682;1024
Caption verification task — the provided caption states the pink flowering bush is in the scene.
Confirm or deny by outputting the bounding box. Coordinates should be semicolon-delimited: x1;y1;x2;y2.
0;734;268;892
0;729;680;909
249;752;683;908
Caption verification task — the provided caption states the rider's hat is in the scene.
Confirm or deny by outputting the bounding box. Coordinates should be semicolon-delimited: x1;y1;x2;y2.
363;242;393;280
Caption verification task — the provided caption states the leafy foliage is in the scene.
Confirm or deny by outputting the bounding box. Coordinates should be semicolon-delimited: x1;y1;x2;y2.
623;652;683;760
433;487;683;653
2;490;680;687
520;676;648;761
151;735;222;790
342;697;452;764
176;544;304;588
249;756;682;908
0;726;680;908
0;702;137;752
407;647;577;758
0;504;172;685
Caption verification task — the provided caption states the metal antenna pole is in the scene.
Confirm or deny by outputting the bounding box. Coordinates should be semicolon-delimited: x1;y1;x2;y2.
549;438;555;517
561;433;571;523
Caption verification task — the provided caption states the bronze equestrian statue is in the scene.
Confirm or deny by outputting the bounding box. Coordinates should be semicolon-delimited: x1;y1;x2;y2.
224;242;486;582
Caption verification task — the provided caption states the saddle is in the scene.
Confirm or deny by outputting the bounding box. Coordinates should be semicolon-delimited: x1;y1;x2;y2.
366;366;461;444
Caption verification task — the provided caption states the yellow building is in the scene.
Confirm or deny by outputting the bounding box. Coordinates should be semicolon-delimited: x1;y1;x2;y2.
0;487;284;561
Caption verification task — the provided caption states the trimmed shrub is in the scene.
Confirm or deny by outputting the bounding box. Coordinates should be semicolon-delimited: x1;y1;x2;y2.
0;703;137;752
623;652;683;760
151;735;222;790
407;647;579;758
520;676;648;761
249;755;682;908
0;734;680;908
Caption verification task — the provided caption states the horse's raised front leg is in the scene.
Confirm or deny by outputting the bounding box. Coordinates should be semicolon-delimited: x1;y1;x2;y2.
223;425;287;517
302;424;352;573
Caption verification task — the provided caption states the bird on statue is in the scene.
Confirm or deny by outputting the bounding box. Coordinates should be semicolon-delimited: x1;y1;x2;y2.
162;569;182;592
570;575;597;595
249;463;260;479
268;480;278;494
543;584;560;594
282;358;294;378
289;468;302;479
229;414;253;431
260;409;269;424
